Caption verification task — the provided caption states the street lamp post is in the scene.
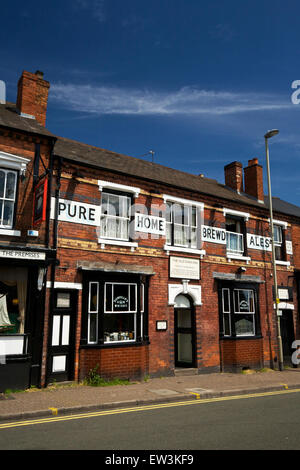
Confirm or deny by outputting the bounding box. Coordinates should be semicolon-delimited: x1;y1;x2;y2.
264;129;284;371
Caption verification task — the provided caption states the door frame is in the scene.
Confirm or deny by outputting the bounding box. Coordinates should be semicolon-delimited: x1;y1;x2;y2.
46;289;78;384
174;295;196;368
280;309;295;365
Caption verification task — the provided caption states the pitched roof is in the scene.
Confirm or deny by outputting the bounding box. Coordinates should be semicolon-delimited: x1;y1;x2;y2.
265;196;300;219
0;102;55;138
53;136;266;210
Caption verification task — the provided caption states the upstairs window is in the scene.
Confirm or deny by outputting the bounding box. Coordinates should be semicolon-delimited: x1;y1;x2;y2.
100;192;131;241
166;202;198;249
0;169;17;229
273;225;285;261
225;217;245;255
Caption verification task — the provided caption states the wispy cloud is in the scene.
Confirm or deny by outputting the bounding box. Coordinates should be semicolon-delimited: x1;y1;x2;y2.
74;0;106;23
210;23;236;42
50;82;292;117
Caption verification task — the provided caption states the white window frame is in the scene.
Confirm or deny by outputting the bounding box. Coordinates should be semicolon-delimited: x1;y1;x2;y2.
0;168;18;229
224;208;251;263
88;282;99;344
163;195;205;256
0;152;29;234
98;180;140;249
100;192;131;242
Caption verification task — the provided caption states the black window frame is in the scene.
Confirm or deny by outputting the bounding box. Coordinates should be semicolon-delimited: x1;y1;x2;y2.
218;281;261;339
273;224;286;261
81;272;149;348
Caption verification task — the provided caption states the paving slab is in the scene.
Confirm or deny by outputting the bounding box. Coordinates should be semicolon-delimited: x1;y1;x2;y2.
1;369;300;422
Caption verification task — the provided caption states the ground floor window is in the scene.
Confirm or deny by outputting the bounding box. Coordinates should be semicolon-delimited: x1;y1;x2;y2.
83;274;147;346
219;282;260;338
0;267;27;334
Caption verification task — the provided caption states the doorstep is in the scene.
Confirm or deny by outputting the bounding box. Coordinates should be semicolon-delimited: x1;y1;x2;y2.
174;368;198;377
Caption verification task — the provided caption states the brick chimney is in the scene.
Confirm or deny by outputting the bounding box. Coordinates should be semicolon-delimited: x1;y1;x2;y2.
224;161;243;193
244;158;264;202
16;70;50;126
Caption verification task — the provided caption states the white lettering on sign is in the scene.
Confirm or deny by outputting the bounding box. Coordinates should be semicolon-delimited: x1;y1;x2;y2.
247;234;272;251
201;225;226;244
134;213;166;235
50;197;101;226
0;249;46;260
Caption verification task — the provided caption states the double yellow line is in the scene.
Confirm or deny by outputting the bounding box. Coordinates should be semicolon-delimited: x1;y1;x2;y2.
1;387;300;430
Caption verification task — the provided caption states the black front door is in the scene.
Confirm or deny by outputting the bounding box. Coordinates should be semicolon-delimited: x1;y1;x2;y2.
47;290;77;383
175;307;195;367
280;310;295;365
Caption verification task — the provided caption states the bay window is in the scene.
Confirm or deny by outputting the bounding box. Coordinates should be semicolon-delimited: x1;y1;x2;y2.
85;276;147;346
219;284;260;338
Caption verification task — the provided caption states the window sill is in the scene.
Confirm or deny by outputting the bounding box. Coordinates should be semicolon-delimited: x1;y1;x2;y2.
226;252;251;263
0;229;21;236
220;335;263;341
80;340;150;349
275;260;290;266
164;244;206;257
98;238;138;251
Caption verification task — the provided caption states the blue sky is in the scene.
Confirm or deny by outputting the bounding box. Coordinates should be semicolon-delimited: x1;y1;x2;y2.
1;0;300;206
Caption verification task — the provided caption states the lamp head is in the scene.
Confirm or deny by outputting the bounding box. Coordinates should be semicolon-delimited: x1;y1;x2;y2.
264;129;279;139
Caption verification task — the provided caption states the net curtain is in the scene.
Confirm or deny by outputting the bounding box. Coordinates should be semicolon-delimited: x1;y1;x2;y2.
0;267;28;334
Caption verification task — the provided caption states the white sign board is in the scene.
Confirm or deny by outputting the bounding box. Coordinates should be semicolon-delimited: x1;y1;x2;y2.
201;225;226;244
135;213;166;235
0;249;46;260
278;288;289;300
170;256;200;280
286;241;293;255
247;234;272;251
50;197;101;226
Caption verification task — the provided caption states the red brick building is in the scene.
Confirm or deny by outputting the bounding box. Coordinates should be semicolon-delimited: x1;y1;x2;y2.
0;70;299;391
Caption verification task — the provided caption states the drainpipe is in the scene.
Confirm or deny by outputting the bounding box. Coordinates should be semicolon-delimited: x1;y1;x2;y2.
44;156;62;386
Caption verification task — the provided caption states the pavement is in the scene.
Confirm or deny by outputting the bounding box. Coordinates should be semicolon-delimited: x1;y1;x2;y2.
1;368;300;422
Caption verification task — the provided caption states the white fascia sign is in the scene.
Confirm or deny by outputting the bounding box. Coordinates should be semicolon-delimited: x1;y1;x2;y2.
50;197;101;226
135;213;166;235
247;233;272;251
201;225;226;244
